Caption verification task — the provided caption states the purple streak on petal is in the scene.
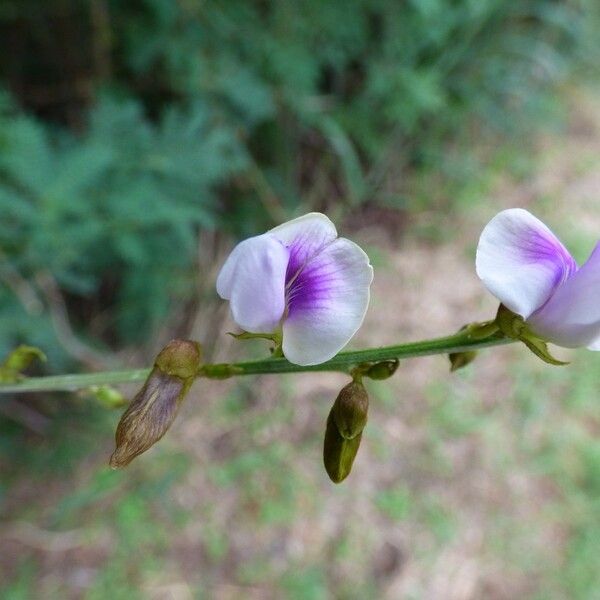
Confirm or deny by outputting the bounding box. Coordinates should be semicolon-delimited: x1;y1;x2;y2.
286;256;340;317
476;208;577;319
516;229;577;289
281;238;373;365
285;234;329;284
528;241;600;347
267;213;338;284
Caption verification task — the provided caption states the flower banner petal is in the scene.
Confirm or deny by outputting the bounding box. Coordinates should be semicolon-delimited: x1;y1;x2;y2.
476;208;576;319
282;238;373;365
217;235;289;333
528;242;600;348
269;212;338;280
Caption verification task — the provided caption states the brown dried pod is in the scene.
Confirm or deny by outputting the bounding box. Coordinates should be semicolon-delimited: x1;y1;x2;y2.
109;340;201;469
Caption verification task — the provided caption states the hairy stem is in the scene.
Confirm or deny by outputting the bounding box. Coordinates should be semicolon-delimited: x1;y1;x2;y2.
0;331;513;394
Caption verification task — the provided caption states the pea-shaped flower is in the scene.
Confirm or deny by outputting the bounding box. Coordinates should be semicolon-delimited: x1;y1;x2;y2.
217;213;373;365
476;208;600;350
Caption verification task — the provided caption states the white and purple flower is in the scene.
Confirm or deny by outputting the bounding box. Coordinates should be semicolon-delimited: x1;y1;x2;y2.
216;213;373;366
476;208;600;350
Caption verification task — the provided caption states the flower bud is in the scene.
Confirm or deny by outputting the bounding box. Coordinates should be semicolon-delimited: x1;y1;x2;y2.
0;345;46;383
365;359;399;380
109;339;201;469
494;304;567;366
449;350;477;372
331;380;369;440
323;410;363;484
87;385;127;408
322;380;369;484
494;304;525;339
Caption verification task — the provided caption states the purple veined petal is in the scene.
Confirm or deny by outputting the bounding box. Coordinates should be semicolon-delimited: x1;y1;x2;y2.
268;212;338;282
476;208;577;319
216;234;290;333
528;242;600;348
282;237;373;365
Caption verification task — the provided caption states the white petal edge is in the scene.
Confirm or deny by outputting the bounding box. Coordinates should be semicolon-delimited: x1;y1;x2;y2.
217;235;289;333
528;242;600;348
268;212;338;273
587;338;600;351
268;211;337;244
282;237;373;365
216;235;258;300
476;208;576;319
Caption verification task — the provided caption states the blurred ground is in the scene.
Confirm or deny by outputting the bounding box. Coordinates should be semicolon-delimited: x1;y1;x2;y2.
1;91;600;599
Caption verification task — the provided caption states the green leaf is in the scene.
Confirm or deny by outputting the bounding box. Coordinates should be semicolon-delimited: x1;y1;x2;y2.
521;337;569;367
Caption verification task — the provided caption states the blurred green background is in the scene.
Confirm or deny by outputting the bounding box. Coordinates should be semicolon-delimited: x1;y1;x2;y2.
1;1;600;598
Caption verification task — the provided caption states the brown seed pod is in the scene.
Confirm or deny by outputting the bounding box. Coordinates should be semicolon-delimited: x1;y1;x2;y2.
109;340;201;468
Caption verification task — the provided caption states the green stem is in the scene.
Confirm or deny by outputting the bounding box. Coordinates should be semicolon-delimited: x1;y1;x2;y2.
0;330;513;394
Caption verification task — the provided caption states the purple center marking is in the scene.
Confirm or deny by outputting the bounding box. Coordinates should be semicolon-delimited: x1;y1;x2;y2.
282;236;337;319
